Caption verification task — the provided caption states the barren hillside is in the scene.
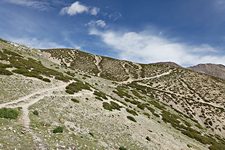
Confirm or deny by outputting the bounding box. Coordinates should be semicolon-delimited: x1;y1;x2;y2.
0;39;225;150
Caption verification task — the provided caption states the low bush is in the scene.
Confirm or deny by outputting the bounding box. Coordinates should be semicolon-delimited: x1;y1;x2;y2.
0;108;19;119
53;126;63;133
71;98;79;103
65;81;91;94
113;86;132;98
127;116;137;122
102;101;122;111
126;108;138;116
93;91;108;100
119;146;127;150
33;110;39;116
0;68;13;75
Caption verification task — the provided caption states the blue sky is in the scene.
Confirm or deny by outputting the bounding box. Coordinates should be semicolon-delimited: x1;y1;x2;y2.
1;0;225;66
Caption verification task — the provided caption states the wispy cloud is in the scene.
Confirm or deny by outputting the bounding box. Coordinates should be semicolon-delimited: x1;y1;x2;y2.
60;1;99;16
3;0;50;10
90;29;225;66
87;20;106;28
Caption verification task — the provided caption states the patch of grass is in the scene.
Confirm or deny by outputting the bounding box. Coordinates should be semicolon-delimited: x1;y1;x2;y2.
0;48;72;82
126;108;138;116
89;132;94;137
42;78;51;82
148;100;165;110
33;110;39;116
131;89;144;99
71;98;79;103
65;81;91;94
146;136;151;141
93;91;108;100
113;86;132;98
0;68;13;75
160;109;225;150
102;101;122;111
119;146;127;150
125;98;141;105
127;116;137;122
0;108;19;119
103;102;112;111
137;103;148;110
53;126;63;133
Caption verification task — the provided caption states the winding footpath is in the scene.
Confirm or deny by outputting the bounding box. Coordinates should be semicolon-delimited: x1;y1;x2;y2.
94;55;102;77
0;81;93;149
120;70;173;84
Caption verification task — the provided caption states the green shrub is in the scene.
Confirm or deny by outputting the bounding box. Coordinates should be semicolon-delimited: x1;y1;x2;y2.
103;102;112;111
0;108;19;119
33;110;39;116
110;101;122;110
53;126;63;133
42;78;51;82
131;90;144;99
125;98;141;105
148;100;165;110
113;86;132;98
93;91;108;100
65;81;91;94
126;108;138;116
102;101;122;111
127;116;137;122
71;98;79;103
119;146;127;150
0;49;71;82
0;68;13;75
146;136;151;141
89;132;94;137
137;103;147;110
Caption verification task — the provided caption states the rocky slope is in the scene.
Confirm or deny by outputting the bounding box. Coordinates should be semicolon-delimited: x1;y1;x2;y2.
0;39;225;150
189;63;225;80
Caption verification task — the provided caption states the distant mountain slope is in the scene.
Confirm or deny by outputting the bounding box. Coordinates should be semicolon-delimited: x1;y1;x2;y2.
189;63;225;80
0;39;225;149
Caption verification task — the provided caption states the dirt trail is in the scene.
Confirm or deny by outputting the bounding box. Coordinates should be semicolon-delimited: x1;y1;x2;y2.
133;63;143;79
0;81;93;149
94;55;102;77
120;70;173;84
121;62;134;83
137;82;224;110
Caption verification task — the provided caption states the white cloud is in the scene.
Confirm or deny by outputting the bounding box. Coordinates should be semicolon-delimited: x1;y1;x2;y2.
90;7;100;16
87;20;106;28
4;0;49;10
60;1;99;16
8;37;66;49
90;29;225;66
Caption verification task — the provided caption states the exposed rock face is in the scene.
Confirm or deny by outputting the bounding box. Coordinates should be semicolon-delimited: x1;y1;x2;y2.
189;63;225;80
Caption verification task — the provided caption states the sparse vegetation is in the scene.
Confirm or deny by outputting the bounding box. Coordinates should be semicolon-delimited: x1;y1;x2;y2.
113;86;132;98
53;126;63;133
126;108;138;116
0;108;19;119
0;49;71;82
65;81;91;94
127;116;137;122
33;110;39;116
119;146;127;150
71;98;79;103
93;90;108;100
102;101;122;111
146;136;151;141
